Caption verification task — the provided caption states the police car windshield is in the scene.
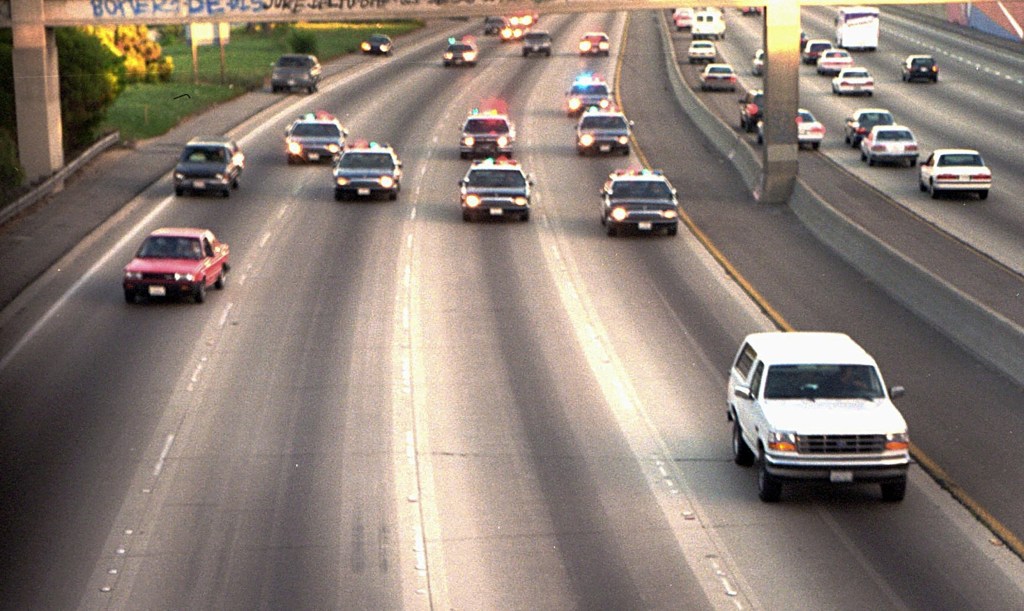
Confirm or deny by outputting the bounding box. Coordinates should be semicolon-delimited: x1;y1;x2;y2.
291;123;341;137
465;119;510;134
763;364;884;400
339;152;394;169
611;180;672;199
571;84;610;95
581;115;627;130
181;146;227;163
468;169;526;187
137;236;203;260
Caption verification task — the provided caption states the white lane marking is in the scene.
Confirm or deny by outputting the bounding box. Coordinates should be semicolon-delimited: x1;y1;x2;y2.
0;195;175;373
277;204;289;219
218;302;234;328
152;434;175;477
259;232;272;248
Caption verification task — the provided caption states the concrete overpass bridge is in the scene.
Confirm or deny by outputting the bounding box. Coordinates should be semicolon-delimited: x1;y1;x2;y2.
2;0;955;204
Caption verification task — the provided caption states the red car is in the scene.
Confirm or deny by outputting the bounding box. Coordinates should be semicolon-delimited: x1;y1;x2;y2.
123;227;230;304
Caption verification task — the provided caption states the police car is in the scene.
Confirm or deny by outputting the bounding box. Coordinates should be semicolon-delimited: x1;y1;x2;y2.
576;107;632;156
333;141;402;201
600;169;679;237
459;158;532;222
285;111;348;164
565;74;612;117
460;109;516;159
443;37;478;67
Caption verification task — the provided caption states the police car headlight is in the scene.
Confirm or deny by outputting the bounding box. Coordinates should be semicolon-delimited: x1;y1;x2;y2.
617;135;629;145
661;209;678;219
514;196;528;206
335;176;351;186
465;194;481;208
579;41;592;52
599;99;610;108
463;135;475;146
497;136;509;147
380;44;390;52
215;173;227;182
444;52;454;60
174;172;184;180
610;207;628;222
580;134;595;147
464;51;477;61
379;175;395;188
124;271;142;280
287;141;302;155
361;41;371;51
568;98;582;110
174;273;195;282
327;144;341;153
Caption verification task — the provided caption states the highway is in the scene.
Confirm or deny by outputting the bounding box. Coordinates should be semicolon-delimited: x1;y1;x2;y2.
0;10;1023;610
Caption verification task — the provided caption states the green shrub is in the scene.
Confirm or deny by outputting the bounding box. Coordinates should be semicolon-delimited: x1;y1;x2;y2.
288;28;319;55
0;129;24;192
56;28;124;152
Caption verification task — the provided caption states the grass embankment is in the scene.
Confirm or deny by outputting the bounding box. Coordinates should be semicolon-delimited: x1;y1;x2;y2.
102;21;422;142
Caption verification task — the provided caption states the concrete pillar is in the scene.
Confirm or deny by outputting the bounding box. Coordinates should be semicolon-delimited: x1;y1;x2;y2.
758;0;800;204
11;0;64;184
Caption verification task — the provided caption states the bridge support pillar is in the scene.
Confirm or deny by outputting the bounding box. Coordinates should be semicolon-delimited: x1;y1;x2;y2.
758;0;800;204
12;0;64;185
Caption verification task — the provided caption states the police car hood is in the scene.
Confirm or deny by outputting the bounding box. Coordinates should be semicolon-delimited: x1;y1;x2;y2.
125;257;204;276
290;135;342;146
466;186;526;197
334;166;391;178
611;197;674;209
763;399;907;434
581;127;628;137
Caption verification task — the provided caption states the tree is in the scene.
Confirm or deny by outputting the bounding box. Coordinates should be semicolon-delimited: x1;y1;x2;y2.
56;28;124;152
83;25;173;83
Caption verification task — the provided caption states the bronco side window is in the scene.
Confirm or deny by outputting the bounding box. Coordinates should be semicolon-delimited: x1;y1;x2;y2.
734;343;756;379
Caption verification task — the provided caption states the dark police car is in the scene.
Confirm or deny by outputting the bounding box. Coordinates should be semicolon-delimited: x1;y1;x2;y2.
459;158;532;222
333;142;402;201
600;169;679;236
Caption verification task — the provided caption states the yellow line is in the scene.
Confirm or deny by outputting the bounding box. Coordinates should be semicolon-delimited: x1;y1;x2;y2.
615;9;1024;562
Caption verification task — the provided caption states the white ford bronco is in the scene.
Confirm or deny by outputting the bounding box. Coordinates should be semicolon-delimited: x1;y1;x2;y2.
727;332;910;502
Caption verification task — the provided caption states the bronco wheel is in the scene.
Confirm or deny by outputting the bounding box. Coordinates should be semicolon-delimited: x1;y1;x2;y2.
757;456;782;502
881;477;907;502
732;420;755;466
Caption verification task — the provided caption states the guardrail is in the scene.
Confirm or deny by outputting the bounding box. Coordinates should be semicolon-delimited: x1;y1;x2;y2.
0;131;120;228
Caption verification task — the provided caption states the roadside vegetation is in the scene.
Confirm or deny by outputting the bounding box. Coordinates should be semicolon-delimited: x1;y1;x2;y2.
101;21;422;143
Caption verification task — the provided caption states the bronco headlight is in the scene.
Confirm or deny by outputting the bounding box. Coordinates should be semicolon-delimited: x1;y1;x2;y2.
610;207;628;222
465;194;481;208
767;431;797;453
885;432;909;451
379;175;395;188
174;273;195;282
287;141;302;155
580;134;595;147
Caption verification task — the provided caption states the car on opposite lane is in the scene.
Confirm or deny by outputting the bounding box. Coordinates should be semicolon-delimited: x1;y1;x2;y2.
801;39;832;64
576;107;632;155
751;49;765;75
832;67;874;96
844;108;895;147
816;48;853;75
738;89;765;133
333;142;403;201
284;112;348;164
522;30;553;57
919;149;991;200
600;169;679;237
688;40;718;64
578;32;611;56
173;137;244;198
700;63;738;91
270;53;321;93
460;157;533;222
123;228;229;304
757;108;825;150
901;54;939;82
483;16;508;35
360;34;393;56
673;7;695;30
860;125;919;167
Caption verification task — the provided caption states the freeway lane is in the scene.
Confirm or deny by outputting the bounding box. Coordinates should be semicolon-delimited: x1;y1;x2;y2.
0;10;1023;610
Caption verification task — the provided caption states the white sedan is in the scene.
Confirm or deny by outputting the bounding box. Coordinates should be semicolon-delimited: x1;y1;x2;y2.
860;125;918;167
699;63;738;91
919;149;991;200
688;40;717;63
817;49;853;75
756;108;825;150
832;67;874;96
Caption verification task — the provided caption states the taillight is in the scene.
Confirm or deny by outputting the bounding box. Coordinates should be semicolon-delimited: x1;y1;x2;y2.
856;127;867;134
871;145;885;152
905;144;918;151
865;80;874;86
970;173;991;181
936;173;958;181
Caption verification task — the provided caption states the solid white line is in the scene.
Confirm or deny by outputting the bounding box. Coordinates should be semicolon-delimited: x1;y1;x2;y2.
152;433;175;477
218;302;234;328
259;232;271;248
0;195;175;373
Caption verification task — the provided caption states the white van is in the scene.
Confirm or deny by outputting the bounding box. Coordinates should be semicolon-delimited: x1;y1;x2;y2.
727;332;910;502
692;10;726;40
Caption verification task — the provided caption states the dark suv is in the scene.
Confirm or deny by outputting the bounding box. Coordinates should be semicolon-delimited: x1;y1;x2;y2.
901;55;938;82
738;90;764;132
173;137;244;197
271;54;322;93
522;31;553;57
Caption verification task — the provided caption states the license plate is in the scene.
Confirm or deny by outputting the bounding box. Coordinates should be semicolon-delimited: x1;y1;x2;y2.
288;79;296;85
308;153;319;160
193;180;205;189
148;285;166;297
829;470;854;483
638;222;652;230
599;145;611;152
489;208;504;216
357;188;370;196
